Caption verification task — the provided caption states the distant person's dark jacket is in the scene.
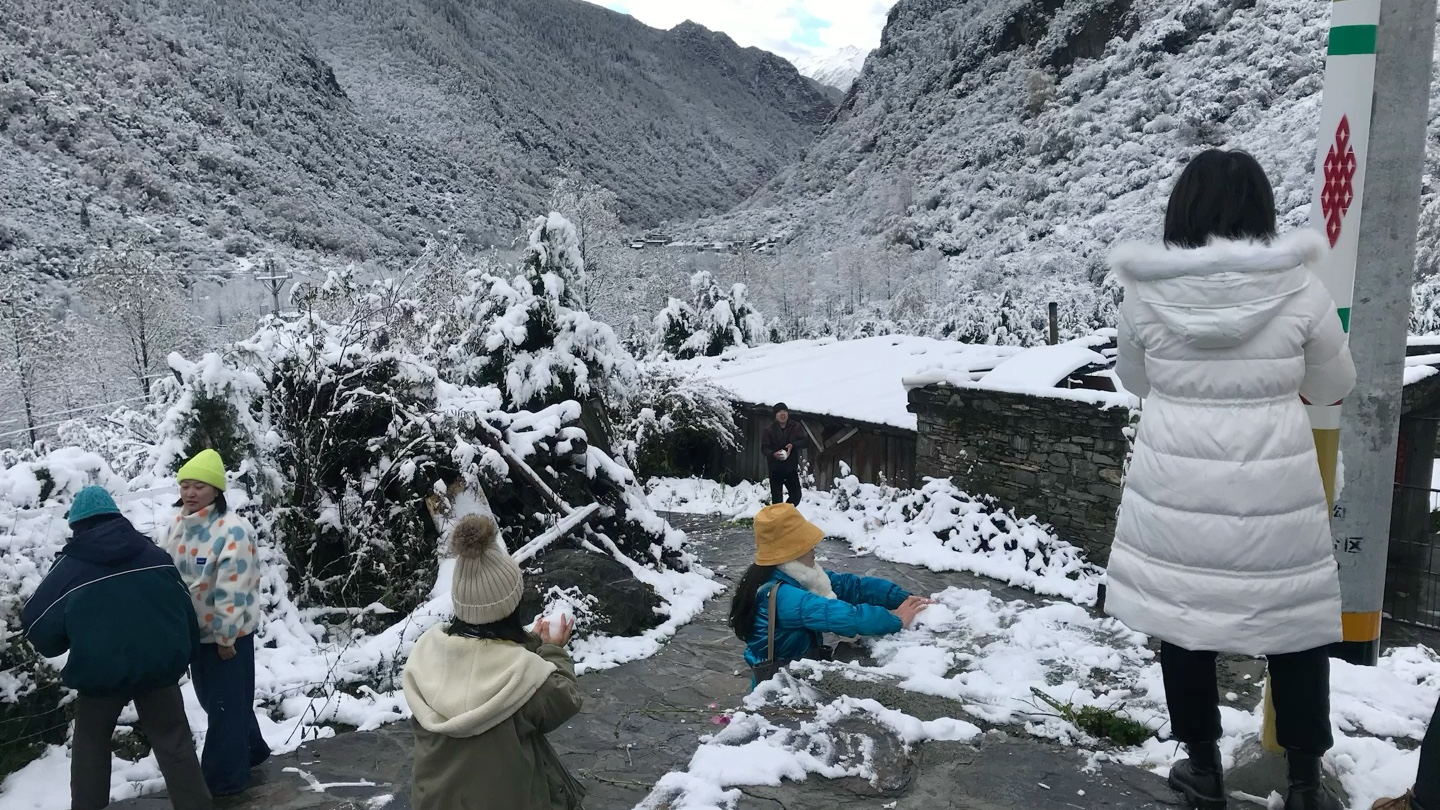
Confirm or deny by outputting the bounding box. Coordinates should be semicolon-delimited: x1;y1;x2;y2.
22;514;200;698
761;420;807;472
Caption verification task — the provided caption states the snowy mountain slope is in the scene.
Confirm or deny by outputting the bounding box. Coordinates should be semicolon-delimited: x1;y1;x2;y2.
0;0;835;278
687;0;1440;340
794;45;870;91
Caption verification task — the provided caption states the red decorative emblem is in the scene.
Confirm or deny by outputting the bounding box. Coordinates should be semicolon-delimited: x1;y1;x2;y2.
1321;116;1358;248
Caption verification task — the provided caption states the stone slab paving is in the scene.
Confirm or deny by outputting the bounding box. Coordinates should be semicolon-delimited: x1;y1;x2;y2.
109;514;1204;810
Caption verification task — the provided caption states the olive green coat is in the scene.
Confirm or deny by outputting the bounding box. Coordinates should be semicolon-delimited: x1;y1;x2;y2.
404;628;585;810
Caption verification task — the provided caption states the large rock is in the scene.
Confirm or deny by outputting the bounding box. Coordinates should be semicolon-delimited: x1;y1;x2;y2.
519;549;663;637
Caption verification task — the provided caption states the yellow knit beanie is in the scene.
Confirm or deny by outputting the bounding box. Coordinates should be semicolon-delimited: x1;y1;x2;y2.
177;449;227;492
753;504;824;566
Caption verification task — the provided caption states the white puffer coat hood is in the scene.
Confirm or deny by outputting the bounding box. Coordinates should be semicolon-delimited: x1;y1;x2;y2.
1104;230;1356;655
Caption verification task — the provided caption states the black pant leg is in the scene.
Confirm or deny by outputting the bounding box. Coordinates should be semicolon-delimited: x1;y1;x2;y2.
1411;693;1439;807
769;471;784;505
1160;642;1223;744
1266;646;1334;756
134;685;212;810
71;695;126;810
784;470;802;505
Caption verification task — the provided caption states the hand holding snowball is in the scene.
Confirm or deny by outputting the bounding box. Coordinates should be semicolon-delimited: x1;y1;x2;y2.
536;614;575;647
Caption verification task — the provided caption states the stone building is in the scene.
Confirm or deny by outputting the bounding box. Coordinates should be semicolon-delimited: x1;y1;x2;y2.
905;336;1135;563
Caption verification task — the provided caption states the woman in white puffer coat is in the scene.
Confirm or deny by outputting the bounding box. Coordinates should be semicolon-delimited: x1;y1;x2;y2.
1106;150;1356;810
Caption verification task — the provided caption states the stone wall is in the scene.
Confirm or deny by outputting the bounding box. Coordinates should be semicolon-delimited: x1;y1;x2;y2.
908;385;1133;564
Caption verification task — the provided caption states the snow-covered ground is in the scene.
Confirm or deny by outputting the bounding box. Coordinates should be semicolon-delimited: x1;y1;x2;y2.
643;476;1440;810
648;474;1101;604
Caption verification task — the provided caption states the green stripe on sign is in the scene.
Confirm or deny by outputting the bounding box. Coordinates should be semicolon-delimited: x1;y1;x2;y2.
1329;25;1378;55
1338;307;1351;332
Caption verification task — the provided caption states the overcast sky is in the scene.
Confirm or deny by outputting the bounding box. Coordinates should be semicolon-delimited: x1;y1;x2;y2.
597;1;898;61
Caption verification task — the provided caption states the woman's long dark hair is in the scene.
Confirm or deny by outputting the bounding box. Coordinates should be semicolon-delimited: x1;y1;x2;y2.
447;610;531;645
728;564;777;641
1164;149;1277;249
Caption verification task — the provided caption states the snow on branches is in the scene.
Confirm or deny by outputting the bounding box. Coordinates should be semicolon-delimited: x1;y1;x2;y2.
438;213;637;412
653;270;767;360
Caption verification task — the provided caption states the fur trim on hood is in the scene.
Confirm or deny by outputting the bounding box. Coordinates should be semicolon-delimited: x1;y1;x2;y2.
1110;230;1328;283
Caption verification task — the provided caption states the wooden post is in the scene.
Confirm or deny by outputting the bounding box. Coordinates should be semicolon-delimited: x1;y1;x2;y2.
1047;302;1059;345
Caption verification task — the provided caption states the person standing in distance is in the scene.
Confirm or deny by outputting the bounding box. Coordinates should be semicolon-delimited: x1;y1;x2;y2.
761;403;806;505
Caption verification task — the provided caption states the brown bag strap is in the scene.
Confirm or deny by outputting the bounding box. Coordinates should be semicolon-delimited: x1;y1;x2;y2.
765;582;779;665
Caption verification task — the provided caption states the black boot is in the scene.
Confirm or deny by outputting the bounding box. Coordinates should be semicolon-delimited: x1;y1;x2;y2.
1168;742;1227;809
1283;752;1342;810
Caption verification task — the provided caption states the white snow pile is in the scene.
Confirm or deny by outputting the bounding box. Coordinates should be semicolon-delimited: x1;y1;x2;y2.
793;45;870;92
640;584;1440;810
648;474;1102;605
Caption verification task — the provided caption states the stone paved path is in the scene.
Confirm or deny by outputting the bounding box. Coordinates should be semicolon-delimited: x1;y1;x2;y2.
113;515;1193;810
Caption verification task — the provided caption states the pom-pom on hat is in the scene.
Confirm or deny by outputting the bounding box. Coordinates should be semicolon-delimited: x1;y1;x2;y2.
753;503;824;566
67;486;121;526
450;512;523;625
177;449;227;492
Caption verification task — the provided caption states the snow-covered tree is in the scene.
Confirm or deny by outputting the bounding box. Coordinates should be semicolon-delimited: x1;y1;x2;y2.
652;271;766;359
438;213;635;412
548;177;624;312
617;366;738;479
0;277;65;447
79;248;197;401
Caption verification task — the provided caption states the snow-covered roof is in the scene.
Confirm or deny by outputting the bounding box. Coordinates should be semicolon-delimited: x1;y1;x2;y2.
902;334;1137;409
667;335;1019;431
978;341;1108;389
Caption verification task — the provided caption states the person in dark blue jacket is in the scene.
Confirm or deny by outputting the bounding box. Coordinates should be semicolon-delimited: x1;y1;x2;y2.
727;503;931;687
22;486;211;810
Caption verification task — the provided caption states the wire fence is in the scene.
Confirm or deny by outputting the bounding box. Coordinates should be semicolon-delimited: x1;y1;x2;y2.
1385;479;1440;630
1386;531;1440;631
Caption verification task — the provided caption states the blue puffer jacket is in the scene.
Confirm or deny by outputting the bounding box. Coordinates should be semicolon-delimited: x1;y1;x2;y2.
743;569;909;671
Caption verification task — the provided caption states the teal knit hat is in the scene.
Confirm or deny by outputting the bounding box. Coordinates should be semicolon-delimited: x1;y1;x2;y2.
68;486;121;526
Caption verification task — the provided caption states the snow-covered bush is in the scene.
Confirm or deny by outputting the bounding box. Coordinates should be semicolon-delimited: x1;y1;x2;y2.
653;271;767;359
0;451;125;775
617;366;739;480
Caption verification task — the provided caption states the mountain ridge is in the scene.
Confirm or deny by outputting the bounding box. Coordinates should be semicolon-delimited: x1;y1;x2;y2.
0;0;836;278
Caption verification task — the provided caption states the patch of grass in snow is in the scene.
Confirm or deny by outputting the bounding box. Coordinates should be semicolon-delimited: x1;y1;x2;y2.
1028;688;1153;748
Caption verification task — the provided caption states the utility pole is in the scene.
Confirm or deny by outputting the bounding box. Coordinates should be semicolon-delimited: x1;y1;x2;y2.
1250;0;1436;763
254;257;293;316
1315;0;1435;668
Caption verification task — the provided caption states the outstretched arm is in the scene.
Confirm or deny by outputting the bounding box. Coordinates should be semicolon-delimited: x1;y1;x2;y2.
776;584;903;638
827;571;909;610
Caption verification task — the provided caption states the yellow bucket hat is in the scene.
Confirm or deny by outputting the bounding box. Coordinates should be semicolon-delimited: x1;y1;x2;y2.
177;449;227;492
753;503;824;566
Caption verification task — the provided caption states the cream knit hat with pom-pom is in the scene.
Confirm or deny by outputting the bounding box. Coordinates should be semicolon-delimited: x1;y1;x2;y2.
450;512;523;625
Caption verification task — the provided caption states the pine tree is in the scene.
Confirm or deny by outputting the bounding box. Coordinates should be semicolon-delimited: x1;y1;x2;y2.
439;213;634;411
651;271;767;359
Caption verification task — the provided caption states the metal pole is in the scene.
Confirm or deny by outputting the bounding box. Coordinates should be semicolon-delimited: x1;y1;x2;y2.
254;259;292;316
1047;302;1059;345
1326;0;1434;667
1258;0;1434;756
